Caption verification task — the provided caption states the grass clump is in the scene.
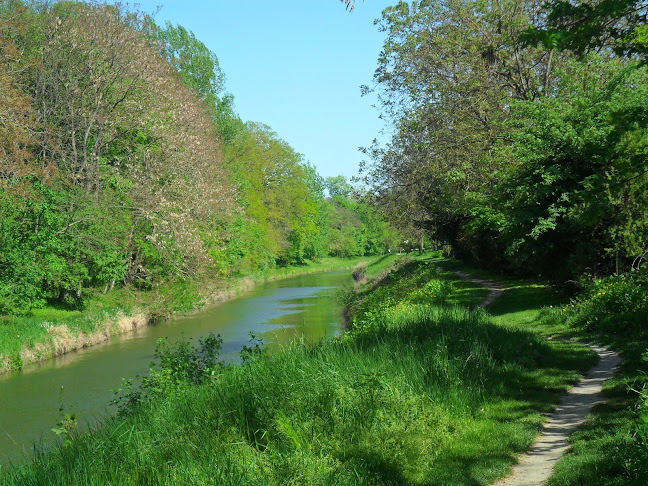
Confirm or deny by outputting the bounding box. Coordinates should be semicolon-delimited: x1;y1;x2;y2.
1;258;598;485
343;256;488;328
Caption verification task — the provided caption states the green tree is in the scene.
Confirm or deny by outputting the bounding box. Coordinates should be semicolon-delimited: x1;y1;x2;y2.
524;0;648;61
325;175;354;198
156;22;243;145
364;0;564;252
0;1;236;312
494;58;648;277
223;122;320;269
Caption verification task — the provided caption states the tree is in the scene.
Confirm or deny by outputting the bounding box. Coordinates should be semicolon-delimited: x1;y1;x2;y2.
340;0;358;12
364;0;563;253
156;22;225;104
524;0;648;61
223;122;320;269
0;1;236;311
156;22;243;145
493;58;648;277
325;175;353;198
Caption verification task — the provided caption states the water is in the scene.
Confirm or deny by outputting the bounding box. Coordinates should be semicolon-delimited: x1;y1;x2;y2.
0;271;351;464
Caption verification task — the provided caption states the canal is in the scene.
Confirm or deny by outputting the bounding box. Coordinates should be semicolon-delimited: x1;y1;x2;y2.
0;271;351;463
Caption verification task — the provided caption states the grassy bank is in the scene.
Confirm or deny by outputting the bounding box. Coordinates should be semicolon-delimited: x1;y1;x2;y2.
490;271;648;485
437;259;648;485
0;256;379;375
2;256;599;485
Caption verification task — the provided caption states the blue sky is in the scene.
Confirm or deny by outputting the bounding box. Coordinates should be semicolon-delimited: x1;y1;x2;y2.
130;0;395;180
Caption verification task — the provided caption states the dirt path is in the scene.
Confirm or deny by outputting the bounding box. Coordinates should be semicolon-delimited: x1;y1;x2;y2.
493;343;621;486
447;268;622;486
452;270;505;307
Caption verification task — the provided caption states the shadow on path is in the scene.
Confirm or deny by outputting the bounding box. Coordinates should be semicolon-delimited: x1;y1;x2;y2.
447;267;622;486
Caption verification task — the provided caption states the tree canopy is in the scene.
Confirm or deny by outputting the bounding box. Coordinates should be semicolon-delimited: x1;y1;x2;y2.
363;0;648;279
0;0;397;315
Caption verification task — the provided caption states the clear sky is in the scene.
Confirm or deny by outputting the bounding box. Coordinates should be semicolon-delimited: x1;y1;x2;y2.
129;0;395;180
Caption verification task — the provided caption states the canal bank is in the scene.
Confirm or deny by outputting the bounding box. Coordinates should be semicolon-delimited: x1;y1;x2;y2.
1;257;601;485
0;256;374;376
0;270;353;463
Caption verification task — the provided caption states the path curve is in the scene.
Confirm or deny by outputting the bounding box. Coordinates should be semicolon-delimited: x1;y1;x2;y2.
446;267;622;486
452;270;505;307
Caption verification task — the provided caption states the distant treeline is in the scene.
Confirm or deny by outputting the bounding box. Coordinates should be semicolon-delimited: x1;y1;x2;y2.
363;0;648;280
0;1;397;315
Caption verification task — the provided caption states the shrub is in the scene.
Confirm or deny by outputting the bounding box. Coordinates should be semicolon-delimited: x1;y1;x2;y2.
551;270;648;335
113;332;222;414
352;263;367;282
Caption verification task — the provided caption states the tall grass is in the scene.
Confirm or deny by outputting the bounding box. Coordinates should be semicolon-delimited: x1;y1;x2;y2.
2;260;598;485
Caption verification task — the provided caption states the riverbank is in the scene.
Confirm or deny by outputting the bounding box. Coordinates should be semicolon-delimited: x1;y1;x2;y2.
2;256;605;485
0;256;379;375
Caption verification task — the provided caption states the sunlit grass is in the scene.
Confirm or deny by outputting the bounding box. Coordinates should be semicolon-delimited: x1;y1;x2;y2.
1;257;600;485
267;255;385;279
0;307;125;371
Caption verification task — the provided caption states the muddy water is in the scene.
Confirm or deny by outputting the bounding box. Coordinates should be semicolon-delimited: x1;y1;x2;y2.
0;271;351;463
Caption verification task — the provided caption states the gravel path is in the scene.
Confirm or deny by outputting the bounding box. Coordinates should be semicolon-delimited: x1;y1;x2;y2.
447;267;622;486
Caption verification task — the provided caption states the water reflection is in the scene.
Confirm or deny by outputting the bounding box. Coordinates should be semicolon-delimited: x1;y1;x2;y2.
0;271;351;464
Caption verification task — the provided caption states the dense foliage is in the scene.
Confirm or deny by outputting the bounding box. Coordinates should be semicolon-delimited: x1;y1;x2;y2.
550;268;648;336
524;0;648;61
364;0;648;280
0;0;397;317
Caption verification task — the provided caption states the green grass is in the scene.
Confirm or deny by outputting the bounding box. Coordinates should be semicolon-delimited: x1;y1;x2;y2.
0;306;125;371
437;260;648;486
1;257;600;485
266;255;385;279
343;255;491;323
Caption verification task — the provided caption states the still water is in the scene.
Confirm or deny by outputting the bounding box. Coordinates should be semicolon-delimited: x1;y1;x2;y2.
0;271;351;464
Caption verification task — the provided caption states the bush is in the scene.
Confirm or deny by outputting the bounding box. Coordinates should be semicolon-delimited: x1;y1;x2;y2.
113;332;223;414
352;263;367;282
551;270;648;335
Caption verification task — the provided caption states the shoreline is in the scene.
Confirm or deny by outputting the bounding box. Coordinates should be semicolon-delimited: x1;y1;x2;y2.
0;259;369;376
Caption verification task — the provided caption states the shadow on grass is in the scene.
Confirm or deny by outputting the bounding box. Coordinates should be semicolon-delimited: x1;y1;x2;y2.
545;328;648;486
367;254;391;270
354;305;598;410
343;448;411;485
488;283;565;317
